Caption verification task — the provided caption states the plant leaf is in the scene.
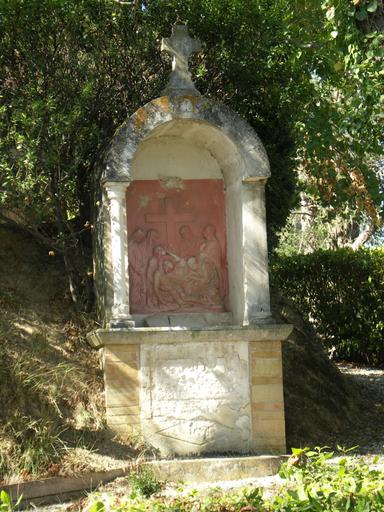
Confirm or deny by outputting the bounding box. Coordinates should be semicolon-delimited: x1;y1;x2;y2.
367;0;378;12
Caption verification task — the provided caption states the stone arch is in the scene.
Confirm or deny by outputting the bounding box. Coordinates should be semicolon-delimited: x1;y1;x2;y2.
101;95;272;326
102;96;270;185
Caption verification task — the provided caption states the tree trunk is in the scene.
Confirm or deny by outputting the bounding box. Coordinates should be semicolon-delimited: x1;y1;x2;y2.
350;222;377;250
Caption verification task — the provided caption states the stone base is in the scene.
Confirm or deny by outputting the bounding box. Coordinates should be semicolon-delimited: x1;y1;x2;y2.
144;454;288;483
133;312;233;328
87;325;292;457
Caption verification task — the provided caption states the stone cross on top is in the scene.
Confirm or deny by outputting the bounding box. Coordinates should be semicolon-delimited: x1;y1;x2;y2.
161;24;201;97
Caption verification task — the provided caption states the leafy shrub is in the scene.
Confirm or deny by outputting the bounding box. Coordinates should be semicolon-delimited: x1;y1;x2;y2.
0;490;22;512
272;248;384;365
127;466;163;498
87;448;384;511
0;491;12;512
276;447;384;510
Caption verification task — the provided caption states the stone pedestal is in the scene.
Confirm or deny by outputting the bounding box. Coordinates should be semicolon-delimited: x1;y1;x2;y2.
88;324;292;456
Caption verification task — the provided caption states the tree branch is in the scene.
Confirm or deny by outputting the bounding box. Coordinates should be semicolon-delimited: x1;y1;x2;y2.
350;222;377;250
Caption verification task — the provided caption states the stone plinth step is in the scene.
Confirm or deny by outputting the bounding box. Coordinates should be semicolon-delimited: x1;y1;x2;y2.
144;455;288;483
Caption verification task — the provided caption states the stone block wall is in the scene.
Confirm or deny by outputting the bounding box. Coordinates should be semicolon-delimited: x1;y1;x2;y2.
249;341;286;452
104;345;140;434
91;326;291;456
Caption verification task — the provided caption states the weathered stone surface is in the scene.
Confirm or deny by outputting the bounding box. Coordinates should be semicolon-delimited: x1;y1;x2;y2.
161;24;201;97
140;340;251;456
167;313;232;328
144;455;288;483
101;97;270;185
90;326;292;456
249;339;286;452
135;312;233;328
103;344;140;430
87;325;293;348
144;314;170;327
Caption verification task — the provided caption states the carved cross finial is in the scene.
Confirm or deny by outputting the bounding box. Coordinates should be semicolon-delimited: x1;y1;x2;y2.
161;24;201;96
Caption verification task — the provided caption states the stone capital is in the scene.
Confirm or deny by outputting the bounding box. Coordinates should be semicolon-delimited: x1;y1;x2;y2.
242;176;268;187
105;181;129;201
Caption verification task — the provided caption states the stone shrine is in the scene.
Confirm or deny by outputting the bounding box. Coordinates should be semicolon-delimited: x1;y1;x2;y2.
88;24;292;456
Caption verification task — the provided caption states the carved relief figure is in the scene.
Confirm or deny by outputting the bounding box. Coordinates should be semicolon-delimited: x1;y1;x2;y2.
146;244;167;308
145;229;160;261
178;225;198;259
128;228;147;308
154;259;185;309
199;224;226;296
186;253;223;308
126;181;228;313
129;223;227;312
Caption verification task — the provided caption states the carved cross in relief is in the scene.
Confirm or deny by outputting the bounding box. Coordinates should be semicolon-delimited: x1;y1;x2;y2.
145;198;193;251
161;24;201;96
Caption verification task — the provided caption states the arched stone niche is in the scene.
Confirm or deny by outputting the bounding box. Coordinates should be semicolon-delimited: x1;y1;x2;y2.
100;95;272;327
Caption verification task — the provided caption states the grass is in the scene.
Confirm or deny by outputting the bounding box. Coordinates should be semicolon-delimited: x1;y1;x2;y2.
0;305;105;480
0;225;112;482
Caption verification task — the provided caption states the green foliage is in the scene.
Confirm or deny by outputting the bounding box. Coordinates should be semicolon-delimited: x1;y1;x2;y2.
276;205;360;255
88;485;264;511
127;466;163;498
0;490;22;512
0;0;383;291
272;248;384;364
87;448;384;511
276;447;384;510
0;491;11;512
294;1;384;217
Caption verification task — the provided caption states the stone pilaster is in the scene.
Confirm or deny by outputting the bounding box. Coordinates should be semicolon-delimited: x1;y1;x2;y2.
105;181;133;326
241;179;271;324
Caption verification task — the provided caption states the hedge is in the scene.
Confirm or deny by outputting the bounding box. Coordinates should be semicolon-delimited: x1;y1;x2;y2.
272;248;384;365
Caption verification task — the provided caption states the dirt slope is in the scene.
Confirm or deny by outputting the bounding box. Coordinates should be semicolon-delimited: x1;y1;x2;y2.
273;293;364;449
0;222;137;484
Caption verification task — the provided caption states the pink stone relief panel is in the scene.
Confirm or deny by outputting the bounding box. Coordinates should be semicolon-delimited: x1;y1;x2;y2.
126;179;228;314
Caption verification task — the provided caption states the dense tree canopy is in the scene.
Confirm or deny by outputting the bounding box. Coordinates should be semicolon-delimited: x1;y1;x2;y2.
0;0;383;305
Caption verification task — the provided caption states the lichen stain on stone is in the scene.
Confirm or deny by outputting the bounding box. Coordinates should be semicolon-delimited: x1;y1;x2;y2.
134;107;148;129
153;97;171;113
159;176;186;190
